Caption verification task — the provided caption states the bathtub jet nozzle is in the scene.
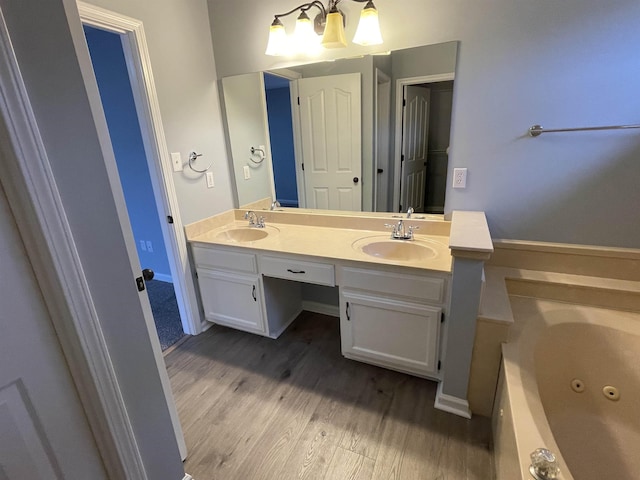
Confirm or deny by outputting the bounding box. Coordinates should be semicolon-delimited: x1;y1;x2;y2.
529;448;560;480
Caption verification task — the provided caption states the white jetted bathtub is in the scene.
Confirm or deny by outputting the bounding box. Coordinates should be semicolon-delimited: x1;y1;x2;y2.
493;296;640;480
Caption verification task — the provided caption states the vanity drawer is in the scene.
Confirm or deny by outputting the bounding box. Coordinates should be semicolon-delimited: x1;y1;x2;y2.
339;266;447;304
259;255;335;286
192;245;257;273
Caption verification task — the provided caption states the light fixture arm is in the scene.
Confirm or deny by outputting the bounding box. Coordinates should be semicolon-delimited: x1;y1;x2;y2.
271;0;372;33
273;1;326;22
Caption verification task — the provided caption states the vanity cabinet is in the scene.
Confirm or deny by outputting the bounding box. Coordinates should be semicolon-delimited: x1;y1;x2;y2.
338;266;448;378
196;268;266;335
192;245;267;336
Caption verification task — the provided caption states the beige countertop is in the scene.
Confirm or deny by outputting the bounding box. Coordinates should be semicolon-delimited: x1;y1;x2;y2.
186;210;454;273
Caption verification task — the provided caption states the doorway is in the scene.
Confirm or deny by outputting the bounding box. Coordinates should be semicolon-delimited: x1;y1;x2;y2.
263;72;298;207
83;26;185;352
393;74;455;214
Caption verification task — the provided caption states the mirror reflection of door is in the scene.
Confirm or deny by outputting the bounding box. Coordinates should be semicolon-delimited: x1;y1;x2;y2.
401;85;431;213
398;80;453;214
263;72;362;211
298;73;362;210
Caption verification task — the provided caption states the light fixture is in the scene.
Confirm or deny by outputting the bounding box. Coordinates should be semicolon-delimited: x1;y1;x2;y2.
265;18;289;56
294;10;322;54
265;0;383;56
352;0;383;46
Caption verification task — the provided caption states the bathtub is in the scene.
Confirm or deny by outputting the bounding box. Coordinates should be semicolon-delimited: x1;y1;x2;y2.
493;296;640;480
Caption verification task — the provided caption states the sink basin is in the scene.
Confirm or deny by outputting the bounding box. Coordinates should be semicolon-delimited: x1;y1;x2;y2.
215;225;278;243
353;236;438;262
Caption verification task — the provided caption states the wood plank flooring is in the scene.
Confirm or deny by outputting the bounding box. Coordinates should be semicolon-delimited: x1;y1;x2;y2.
165;311;494;479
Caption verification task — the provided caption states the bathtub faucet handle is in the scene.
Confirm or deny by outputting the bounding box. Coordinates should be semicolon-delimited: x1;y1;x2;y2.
529;448;560;480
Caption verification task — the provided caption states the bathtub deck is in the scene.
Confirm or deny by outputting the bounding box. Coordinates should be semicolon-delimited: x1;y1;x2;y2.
166;311;494;480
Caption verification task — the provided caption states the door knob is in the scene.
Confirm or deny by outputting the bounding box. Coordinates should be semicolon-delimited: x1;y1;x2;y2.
353;177;359;184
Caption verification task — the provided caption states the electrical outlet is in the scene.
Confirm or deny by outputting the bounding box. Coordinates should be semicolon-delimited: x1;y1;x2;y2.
243;165;251;180
140;240;146;251
453;168;467;189
146;241;153;253
206;172;215;188
170;152;182;172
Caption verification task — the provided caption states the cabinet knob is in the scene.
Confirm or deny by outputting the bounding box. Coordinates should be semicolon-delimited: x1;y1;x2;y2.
346;302;350;321
252;285;257;301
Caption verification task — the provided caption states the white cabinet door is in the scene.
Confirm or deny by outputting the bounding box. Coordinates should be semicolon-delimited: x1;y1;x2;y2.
197;268;266;335
340;289;441;377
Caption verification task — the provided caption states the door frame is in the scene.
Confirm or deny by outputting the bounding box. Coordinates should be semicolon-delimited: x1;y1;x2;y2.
78;2;201;337
0;7;145;478
265;68;306;207
373;68;391;211
392;73;455;213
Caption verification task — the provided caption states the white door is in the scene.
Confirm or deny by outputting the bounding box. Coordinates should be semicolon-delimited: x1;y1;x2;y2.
400;85;430;213
0;186;108;479
298;73;362;210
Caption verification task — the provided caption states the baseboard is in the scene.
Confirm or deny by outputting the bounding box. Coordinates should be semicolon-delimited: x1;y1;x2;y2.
302;300;339;317
152;272;173;283
434;382;472;419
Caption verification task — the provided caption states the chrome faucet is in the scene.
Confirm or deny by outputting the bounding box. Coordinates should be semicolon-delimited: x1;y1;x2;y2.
406;206;414;218
384;219;419;240
270;200;281;210
529;448;560;479
244;210;265;228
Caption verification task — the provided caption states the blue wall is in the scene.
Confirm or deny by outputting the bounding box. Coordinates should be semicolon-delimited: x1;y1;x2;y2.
264;78;298;207
84;26;172;280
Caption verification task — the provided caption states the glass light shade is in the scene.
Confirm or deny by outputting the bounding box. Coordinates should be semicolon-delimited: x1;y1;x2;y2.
321;11;347;49
294;12;322;54
353;3;383;46
265;21;289;56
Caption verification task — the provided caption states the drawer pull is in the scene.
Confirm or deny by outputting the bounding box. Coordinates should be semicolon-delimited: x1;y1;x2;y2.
346;301;351;321
286;268;306;274
252;285;257;301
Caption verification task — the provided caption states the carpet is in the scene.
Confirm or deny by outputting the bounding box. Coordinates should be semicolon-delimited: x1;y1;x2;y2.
146;279;184;351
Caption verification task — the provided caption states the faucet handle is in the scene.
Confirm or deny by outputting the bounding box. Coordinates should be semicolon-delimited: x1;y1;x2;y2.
384;223;398;237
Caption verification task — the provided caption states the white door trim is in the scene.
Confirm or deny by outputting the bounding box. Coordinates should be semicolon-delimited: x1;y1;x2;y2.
0;8;146;479
392;73;455;213
373;68;391;212
78;1;201;337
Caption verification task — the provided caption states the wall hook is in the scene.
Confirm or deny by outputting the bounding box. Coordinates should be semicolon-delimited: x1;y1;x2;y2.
188;151;212;173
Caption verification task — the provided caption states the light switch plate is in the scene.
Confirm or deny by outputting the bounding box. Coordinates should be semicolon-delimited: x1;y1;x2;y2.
243;165;251;180
206;172;215;188
170;152;182;172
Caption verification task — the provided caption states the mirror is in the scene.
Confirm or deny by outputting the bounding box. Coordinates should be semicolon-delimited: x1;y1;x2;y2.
220;41;458;214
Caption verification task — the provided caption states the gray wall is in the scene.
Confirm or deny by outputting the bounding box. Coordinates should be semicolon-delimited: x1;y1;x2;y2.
207;0;640;248
86;0;235;225
0;0;184;477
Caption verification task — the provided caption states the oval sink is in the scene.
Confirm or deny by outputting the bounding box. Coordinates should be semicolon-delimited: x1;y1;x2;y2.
353;237;438;262
215;226;278;243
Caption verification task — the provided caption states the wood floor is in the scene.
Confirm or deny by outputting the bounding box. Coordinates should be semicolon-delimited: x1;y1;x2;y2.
165;311;494;480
